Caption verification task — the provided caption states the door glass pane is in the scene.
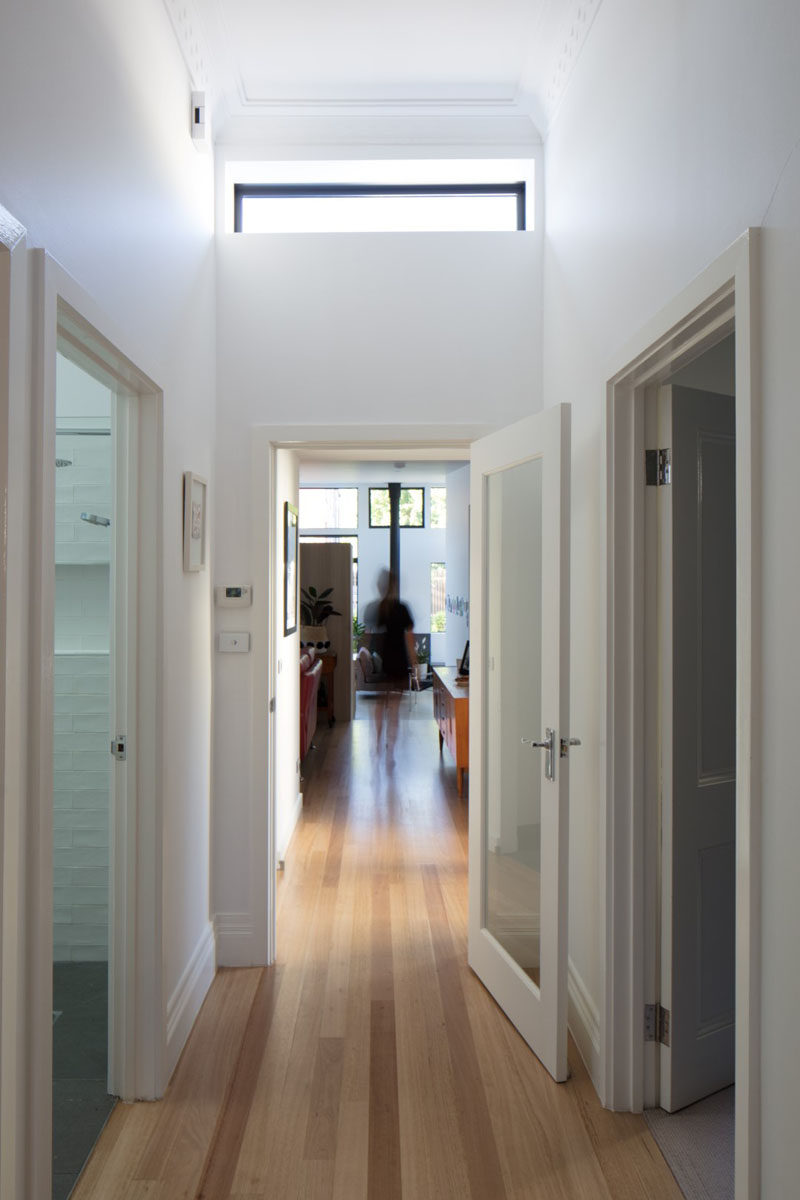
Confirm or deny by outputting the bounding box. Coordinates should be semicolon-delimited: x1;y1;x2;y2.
484;458;543;990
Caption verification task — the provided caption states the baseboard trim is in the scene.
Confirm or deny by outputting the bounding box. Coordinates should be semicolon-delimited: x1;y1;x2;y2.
165;921;216;1082
568;955;602;1091
214;911;263;967
276;790;303;867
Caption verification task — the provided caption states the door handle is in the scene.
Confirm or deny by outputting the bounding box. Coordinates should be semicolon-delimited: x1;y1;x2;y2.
521;727;556;782
560;736;581;758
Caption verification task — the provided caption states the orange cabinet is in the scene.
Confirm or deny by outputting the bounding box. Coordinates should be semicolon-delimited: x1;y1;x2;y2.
432;667;469;797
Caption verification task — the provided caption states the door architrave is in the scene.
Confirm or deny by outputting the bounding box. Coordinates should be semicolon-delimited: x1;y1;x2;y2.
249;425;486;967
25;251;165;1196
602;231;759;1199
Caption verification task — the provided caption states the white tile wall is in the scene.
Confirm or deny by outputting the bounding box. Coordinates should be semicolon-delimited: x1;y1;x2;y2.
54;433;111;567
54;565;110;653
53;654;110;962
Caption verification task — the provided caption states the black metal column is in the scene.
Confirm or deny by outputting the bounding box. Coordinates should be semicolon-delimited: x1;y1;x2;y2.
388;480;401;584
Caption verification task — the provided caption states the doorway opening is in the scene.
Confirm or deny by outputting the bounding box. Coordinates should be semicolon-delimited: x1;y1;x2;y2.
641;338;737;1200
603;231;759;1200
291;457;470;863
23;253;165;1198
52;351;116;1199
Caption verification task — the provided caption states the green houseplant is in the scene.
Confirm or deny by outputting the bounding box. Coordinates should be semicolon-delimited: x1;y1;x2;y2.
300;585;342;646
300;585;341;626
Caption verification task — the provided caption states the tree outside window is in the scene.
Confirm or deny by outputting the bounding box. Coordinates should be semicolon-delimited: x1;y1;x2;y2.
430;486;447;528
369;487;424;527
431;562;446;632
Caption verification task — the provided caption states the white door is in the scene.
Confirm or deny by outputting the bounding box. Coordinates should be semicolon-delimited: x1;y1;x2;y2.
468;404;571;1083
660;385;736;1111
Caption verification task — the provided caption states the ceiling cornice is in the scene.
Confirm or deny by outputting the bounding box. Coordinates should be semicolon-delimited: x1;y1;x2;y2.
523;0;604;134
162;0;211;87
161;0;604;141
0;203;26;250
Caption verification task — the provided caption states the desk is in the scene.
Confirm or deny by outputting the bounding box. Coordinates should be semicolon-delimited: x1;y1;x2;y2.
432;667;469;797
318;653;337;725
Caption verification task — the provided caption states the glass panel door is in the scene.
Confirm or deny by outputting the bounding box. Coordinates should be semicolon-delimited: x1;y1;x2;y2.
468;405;571;1082
484;459;544;989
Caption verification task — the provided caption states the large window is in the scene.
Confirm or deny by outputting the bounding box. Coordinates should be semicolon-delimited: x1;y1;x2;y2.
235;183;525;234
299;487;358;530
430;487;447;529
369;487;424;528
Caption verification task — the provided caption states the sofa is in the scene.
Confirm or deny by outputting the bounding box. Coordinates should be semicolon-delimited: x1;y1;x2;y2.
300;648;322;761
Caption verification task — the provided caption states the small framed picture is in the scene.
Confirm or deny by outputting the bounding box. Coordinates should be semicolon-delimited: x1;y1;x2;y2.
284;501;298;636
183;471;207;572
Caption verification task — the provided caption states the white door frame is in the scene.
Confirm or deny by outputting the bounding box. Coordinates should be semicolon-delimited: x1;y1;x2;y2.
602;231;759;1199
24;251;164;1194
250;425;484;964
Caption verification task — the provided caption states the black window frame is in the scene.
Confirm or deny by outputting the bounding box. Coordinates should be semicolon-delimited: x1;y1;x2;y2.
234;182;526;233
368;486;425;529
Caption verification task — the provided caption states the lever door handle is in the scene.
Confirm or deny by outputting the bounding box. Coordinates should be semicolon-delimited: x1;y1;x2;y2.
520;728;556;781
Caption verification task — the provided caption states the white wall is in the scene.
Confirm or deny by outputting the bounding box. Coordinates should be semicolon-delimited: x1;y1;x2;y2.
444;465;470;667
0;0;217;1119
543;0;800;1187
213;227;542;959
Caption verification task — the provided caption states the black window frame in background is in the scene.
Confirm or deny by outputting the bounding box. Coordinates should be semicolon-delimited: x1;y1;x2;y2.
368;486;425;529
234;182;526;233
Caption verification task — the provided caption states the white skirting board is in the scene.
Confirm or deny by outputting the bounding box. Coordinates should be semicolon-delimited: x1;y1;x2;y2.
214;912;259;967
165;921;216;1083
276;790;303;869
568;955;602;1093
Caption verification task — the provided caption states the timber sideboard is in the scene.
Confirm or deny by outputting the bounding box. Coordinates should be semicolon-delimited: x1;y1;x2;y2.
432;666;469;797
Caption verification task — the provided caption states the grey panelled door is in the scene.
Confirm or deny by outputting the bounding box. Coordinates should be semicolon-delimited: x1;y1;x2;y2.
662;385;736;1112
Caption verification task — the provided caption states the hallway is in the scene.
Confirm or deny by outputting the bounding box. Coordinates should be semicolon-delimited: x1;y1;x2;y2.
71;694;681;1199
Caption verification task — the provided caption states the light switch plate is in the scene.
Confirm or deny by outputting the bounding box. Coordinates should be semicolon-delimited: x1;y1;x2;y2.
217;631;250;653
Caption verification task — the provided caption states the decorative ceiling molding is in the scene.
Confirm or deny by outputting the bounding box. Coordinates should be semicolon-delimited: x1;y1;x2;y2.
161;0;211;88
161;0;604;141
0;203;26;251
540;0;604;131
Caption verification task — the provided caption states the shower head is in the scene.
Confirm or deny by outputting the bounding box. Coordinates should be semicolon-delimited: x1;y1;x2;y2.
80;512;111;527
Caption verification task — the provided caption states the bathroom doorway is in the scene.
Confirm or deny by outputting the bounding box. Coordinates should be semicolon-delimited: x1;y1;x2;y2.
52;352;116;1198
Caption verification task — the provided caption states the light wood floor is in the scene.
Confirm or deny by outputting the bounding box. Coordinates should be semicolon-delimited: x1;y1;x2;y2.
72;693;681;1199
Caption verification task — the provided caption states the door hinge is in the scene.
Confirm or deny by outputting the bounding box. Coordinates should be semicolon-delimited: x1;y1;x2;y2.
644;1003;671;1045
110;735;127;761
645;447;671;486
269;697;276;714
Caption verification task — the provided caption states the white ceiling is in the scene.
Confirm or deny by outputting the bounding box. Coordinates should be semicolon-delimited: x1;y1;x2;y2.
163;0;604;141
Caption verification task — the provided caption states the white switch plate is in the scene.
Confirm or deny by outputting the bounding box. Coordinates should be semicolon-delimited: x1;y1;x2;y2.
217;631;250;653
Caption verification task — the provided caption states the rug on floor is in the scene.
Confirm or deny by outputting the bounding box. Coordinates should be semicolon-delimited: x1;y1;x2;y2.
644;1086;734;1200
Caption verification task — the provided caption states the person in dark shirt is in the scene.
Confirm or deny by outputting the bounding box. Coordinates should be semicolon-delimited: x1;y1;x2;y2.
364;568;417;752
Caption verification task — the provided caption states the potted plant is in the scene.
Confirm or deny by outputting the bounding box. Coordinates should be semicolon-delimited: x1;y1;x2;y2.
352;613;366;653
300;585;341;647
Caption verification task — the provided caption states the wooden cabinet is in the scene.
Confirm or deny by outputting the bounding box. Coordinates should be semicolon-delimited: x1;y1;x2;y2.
432;667;469;797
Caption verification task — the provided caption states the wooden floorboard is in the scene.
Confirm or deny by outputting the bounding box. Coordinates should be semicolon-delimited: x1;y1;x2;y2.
71;692;682;1200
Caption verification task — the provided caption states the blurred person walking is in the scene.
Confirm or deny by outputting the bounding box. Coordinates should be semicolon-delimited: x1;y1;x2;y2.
364;568;417;754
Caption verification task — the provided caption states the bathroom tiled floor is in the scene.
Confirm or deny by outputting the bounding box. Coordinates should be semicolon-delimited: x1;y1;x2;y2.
52;962;116;1200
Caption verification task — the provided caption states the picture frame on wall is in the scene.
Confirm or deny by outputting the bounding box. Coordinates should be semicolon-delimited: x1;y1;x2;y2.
183;471;207;572
284;501;299;636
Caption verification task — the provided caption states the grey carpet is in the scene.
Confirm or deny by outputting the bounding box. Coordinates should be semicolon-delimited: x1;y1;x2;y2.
644;1087;734;1200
